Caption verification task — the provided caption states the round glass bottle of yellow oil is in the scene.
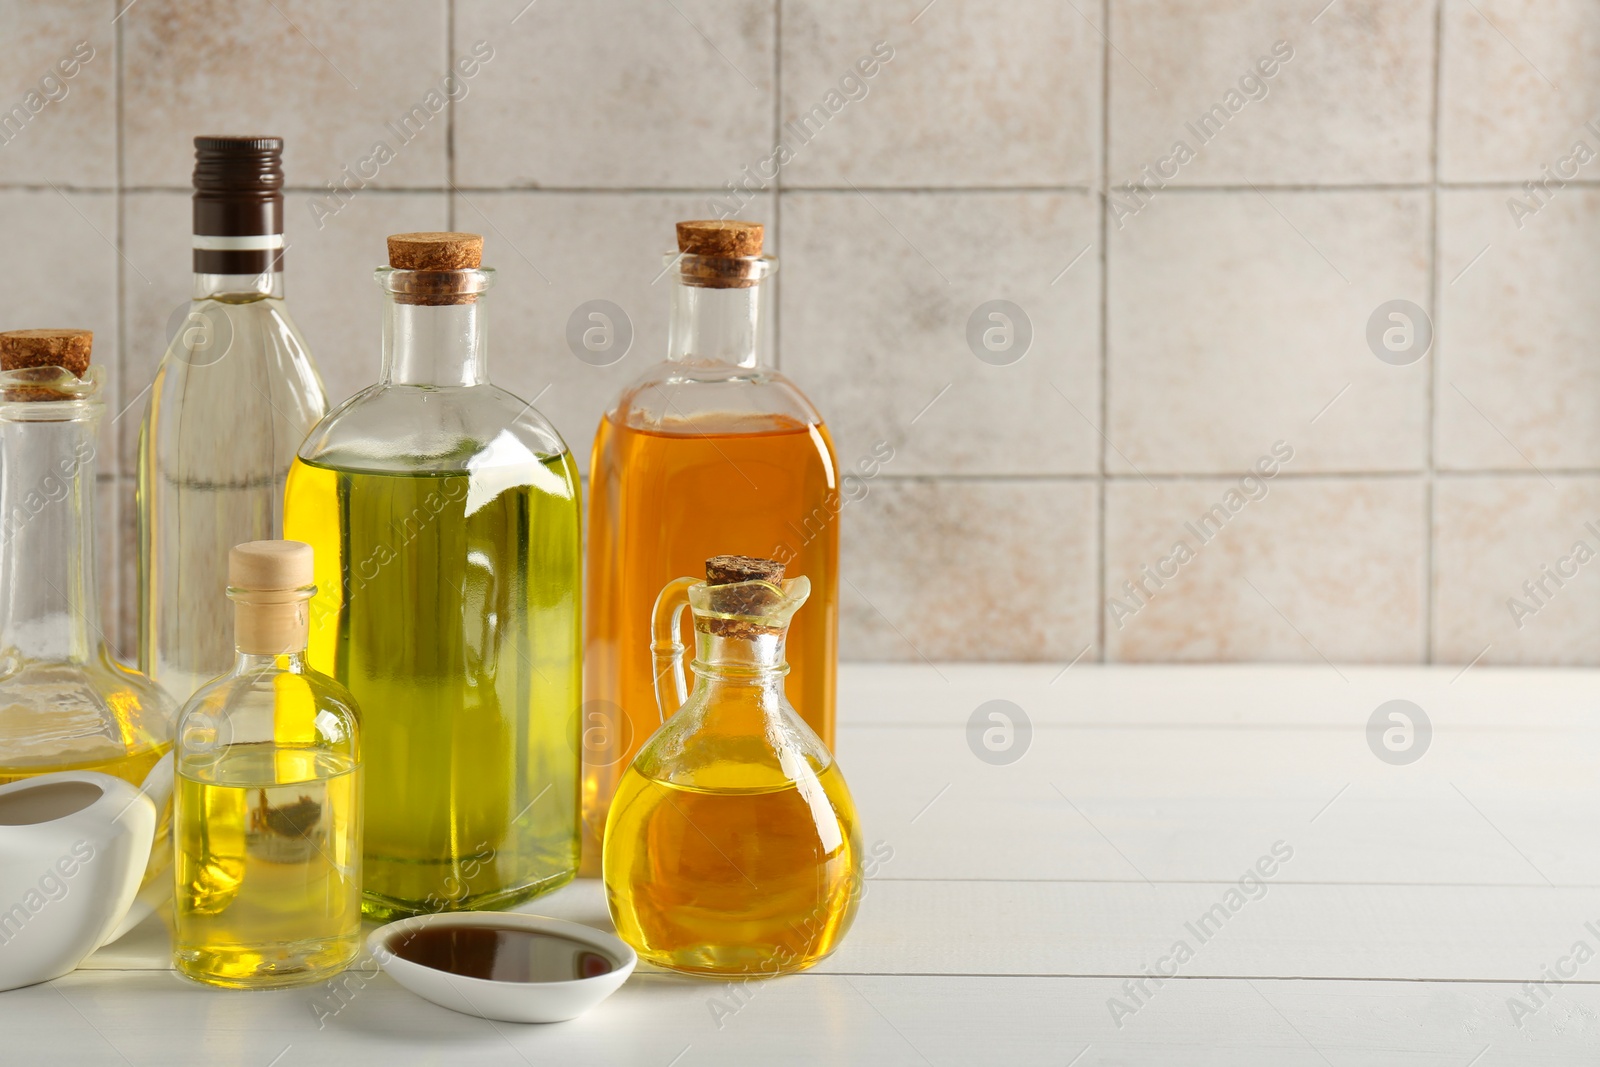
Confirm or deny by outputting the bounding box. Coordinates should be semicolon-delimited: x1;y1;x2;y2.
603;555;861;977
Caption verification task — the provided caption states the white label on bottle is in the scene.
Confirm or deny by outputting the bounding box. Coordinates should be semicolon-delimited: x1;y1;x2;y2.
192;234;285;251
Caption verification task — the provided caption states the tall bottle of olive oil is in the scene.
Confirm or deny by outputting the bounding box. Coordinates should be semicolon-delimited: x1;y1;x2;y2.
283;232;581;920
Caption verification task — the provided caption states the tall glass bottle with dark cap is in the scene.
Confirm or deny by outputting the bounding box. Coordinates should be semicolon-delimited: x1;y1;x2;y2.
138;136;329;704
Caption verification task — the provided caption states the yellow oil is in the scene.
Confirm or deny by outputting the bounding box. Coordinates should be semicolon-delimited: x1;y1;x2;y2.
0;655;172;788
0;741;167;788
604;757;861;976
173;743;361;989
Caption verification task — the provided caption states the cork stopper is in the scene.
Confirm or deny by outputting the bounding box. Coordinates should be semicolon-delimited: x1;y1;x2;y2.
675;221;766;289
706;554;785;586
699;555;788;634
230;540;314;590
677;221;763;258
229;541;314;656
0;329;93;377
388;232;483;271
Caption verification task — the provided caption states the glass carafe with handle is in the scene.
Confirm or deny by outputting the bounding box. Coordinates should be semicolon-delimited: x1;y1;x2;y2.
602;554;861;977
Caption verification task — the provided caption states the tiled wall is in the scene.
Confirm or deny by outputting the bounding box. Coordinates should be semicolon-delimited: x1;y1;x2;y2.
2;0;1596;666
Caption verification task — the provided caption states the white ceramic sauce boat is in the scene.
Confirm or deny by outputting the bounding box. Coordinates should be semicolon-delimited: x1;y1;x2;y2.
0;770;157;992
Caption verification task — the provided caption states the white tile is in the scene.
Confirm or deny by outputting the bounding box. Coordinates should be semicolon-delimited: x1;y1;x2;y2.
841;479;1098;662
1105;476;1426;662
1433;475;1600;665
780;0;1100;187
781;191;1101;477
0;0;115;187
454;0;775;188
1439;0;1600;182
453;190;776;473
1436;187;1600;471
121;0;448;188
0;188;120;474
1110;0;1434;186
1107;189;1430;475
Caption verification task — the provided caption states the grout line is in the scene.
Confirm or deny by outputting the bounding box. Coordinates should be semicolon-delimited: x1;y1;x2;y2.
24;178;1600;196
111;0;126;650
81;965;1600;986
866;469;1600;484
795;973;1600;986
862;875;1600;887
1424;0;1445;665
771;0;782;373
874;471;1419;483
446;0;456;230
1095;0;1110;664
838;721;1598;732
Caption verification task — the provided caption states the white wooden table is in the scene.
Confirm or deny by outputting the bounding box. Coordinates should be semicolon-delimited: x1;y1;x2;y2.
8;664;1599;1065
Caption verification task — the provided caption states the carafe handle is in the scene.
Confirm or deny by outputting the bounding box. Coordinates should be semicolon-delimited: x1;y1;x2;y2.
650;577;698;725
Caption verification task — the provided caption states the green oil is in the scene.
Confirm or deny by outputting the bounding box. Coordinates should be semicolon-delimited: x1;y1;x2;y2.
284;453;581;919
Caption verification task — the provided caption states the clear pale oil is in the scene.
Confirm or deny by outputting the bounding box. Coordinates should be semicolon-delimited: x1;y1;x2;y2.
584;414;839;861
604;756;861;976
284;455;581;920
174;743;361;989
137;291;327;705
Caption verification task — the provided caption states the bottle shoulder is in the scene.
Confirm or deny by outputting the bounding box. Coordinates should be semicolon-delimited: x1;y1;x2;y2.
296;382;573;475
609;361;825;435
633;688;833;788
178;664;361;755
143;294;328;436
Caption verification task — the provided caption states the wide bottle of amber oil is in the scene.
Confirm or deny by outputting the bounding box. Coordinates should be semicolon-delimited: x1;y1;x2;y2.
584;220;844;870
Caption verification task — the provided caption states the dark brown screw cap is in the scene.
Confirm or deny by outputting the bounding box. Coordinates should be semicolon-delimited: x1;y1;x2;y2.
388;232;483;271
677;220;763;258
0;329;92;377
705;554;786;586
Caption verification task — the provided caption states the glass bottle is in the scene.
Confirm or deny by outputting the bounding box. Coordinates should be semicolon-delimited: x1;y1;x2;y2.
172;540;362;989
284;232;581;920
585;220;840;866
0;331;175;793
604;555;861;977
138;135;329;706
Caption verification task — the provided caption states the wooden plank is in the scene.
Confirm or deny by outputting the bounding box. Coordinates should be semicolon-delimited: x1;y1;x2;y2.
19;968;1600;1066
837;663;1600;728
838;719;1600;884
85;877;1600;985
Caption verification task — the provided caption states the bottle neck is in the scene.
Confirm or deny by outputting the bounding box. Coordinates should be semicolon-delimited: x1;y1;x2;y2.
193;271;282;301
690;627;789;685
381;296;489;387
667;283;762;368
231;593;311;660
231;649;310;676
0;409;102;663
